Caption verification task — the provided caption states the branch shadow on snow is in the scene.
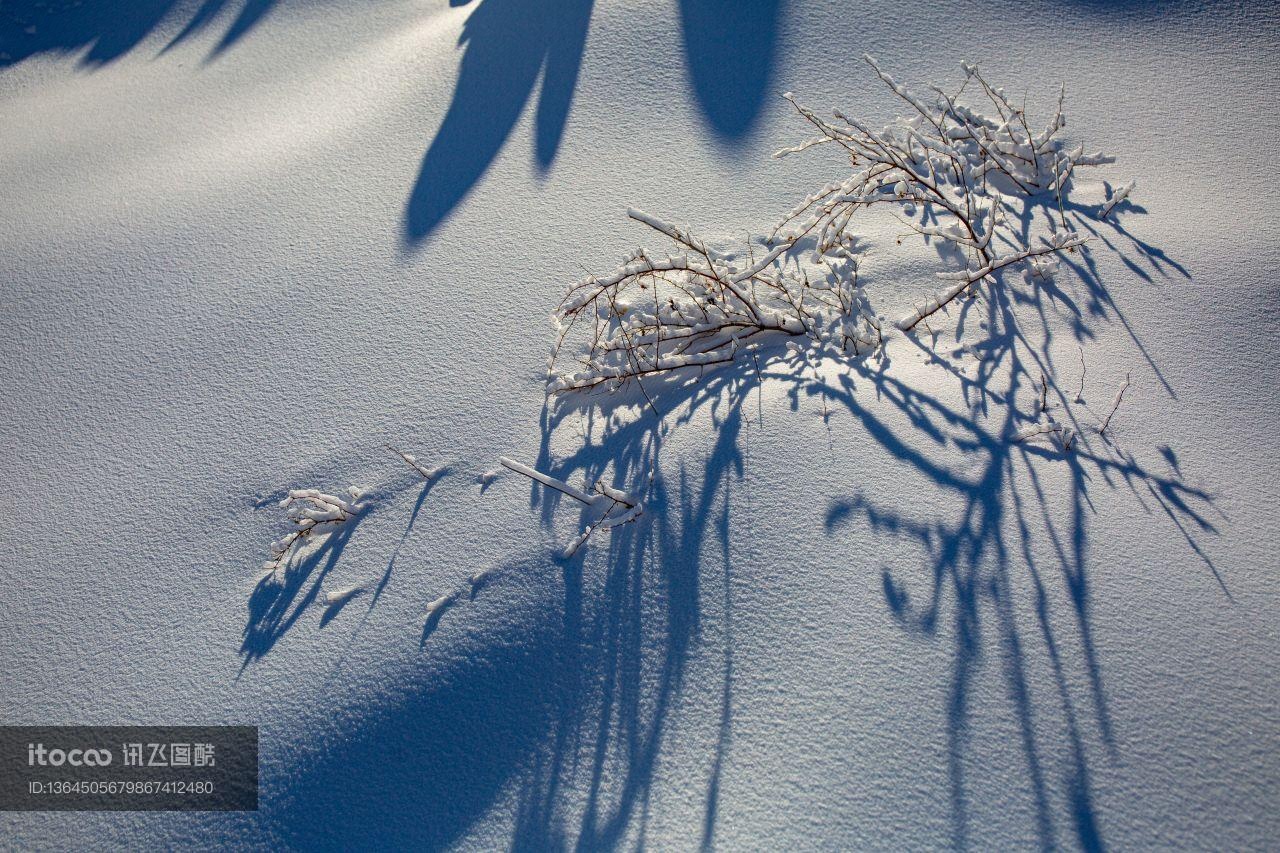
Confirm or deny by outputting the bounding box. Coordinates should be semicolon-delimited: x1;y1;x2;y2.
265;377;744;849
512;385;745;851
809;199;1215;850
269;555;569;850
374;471;449;607
267;200;1213;850
239;519;360;671
0;0;282;68
403;0;594;244
492;194;1214;850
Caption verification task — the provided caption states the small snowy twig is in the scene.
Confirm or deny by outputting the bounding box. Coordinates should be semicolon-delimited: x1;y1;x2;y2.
386;445;446;480
1013;422;1077;451
499;456;644;557
425;592;457;618
319;582;366;607
1099;180;1136;218
261;486;370;583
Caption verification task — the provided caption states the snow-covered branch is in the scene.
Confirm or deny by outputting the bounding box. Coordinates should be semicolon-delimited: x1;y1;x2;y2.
546;58;1126;396
779;56;1115;332
1099;180;1136;218
895;233;1087;331
260;486;369;583
548;210;881;395
499;456;644;557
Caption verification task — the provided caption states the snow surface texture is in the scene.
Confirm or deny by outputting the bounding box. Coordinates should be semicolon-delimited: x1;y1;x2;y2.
2;0;1278;850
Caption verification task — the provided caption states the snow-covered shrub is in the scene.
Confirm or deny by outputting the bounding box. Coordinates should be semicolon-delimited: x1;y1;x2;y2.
774;55;1115;331
547;57;1127;394
547;210;883;396
260;486;369;583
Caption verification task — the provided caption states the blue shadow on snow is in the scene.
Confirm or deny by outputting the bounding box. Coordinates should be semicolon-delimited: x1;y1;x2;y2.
403;0;594;244
403;0;787;243
678;0;787;140
0;0;280;67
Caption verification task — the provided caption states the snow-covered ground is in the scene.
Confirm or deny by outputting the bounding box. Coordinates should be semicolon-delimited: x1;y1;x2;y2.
2;0;1277;849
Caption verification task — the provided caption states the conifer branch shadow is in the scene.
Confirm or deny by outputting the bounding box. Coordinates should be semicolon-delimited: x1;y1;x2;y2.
402;0;789;243
678;0;787;141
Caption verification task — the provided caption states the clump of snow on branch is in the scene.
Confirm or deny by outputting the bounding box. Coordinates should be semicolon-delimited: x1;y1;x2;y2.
1100;180;1136;219
424;592;457;618
499;456;643;557
319;582;366;608
546;57;1129;396
260;486;369;584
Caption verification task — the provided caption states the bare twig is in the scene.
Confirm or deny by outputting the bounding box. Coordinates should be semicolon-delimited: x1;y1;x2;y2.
1074;346;1086;403
387;445;446;480
1013;422;1077;452
1098;373;1131;435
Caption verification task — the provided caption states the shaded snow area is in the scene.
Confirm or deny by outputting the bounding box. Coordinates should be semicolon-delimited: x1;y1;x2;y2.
2;0;1278;849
